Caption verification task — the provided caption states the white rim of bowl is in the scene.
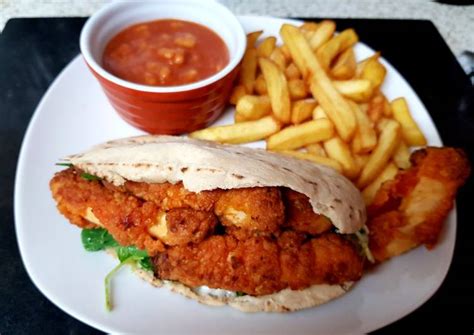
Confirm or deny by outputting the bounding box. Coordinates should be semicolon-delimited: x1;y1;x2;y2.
80;0;246;93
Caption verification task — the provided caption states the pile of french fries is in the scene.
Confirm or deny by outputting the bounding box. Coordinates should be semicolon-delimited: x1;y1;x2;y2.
190;20;427;205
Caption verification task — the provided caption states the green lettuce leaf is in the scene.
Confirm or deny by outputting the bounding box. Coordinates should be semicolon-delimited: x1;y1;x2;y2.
80;228;153;310
81;228;119;251
80;172;101;181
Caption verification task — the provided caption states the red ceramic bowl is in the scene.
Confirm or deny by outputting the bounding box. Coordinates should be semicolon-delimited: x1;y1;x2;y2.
80;0;246;134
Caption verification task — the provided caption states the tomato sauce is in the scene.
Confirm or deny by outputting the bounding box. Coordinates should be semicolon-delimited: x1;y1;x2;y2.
103;19;229;86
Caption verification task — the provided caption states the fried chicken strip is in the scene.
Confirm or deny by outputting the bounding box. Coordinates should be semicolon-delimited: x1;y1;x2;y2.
50;169;216;255
367;147;470;262
149;209;216;246
214;187;285;234
155;232;363;296
282;189;332;235
125;181;222;211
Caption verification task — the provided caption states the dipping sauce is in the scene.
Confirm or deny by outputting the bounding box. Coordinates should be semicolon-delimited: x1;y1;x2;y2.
102;19;229;86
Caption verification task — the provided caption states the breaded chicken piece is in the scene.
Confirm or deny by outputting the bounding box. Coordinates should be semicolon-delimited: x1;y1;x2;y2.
367;148;470;262
50;168;165;255
279;231;363;289
155;232;363;295
50;169;216;255
278;231;316;289
149;209;216;246
283;189;333;235
49;168;100;229
214;187;285;234
310;233;363;284
125;181;222;211
155;235;284;295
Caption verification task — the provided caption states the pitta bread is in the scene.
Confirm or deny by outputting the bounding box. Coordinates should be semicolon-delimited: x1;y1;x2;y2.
137;267;353;312
68;135;365;233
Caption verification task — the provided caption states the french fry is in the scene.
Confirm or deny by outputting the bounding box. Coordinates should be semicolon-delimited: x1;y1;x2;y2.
367;93;388;123
257;36;277;58
259;58;291;124
279;24;356;141
246;31;263;49
354;153;370;170
308;78;356;141
324;137;360;179
362;162;399;204
330;47;356;80
312;105;328;119
357;119;401;188
291;99;317;124
302;30;315;42
350;102;377;154
280;24;310;78
269;48;287;70
306;143;327;156
359;103;369;113
375;117;393;133
393;141;411;169
332;79;374;103
235;95;271;122
352;135;368;156
278;150;342;172
300;22;319;32
316;29;359;70
229;85;246;105
280;44;292;61
288;79;308;99
382;96;392;116
355;52;380;77
308;20;336;51
360;56;386;90
267;118;334;150
254;74;267;95
391;98;427;146
285;63;301;80
239;48;258;93
190;116;281;144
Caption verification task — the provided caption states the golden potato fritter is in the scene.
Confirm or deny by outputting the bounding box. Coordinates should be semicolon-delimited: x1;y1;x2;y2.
155;232;363;296
283;189;333;235
367;148;470;262
214;187;285;233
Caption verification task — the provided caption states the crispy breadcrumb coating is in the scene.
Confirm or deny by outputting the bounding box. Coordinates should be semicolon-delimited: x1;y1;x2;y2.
125;181;221;211
50;169;215;255
283;189;333;235
152;209;217;246
155;232;363;295
367;147;470;262
214;187;285;233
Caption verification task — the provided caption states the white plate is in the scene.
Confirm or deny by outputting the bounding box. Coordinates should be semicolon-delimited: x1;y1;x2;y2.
14;15;453;334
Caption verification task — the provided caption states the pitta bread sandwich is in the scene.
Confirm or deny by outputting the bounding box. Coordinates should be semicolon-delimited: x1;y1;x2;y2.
50;135;368;312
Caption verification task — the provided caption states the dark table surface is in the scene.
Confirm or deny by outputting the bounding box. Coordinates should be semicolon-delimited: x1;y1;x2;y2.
0;17;473;334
